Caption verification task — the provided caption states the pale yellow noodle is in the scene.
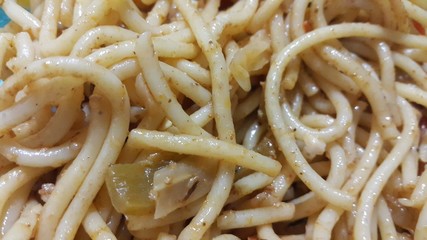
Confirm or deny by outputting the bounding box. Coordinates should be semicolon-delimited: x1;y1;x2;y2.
216;203;295;230
2;199;42;240
0;179;35;236
282;78;352;142
135;32;207;136
400;168;427;208
54;95;127;239
318;45;399;139
156;28;195;43
11;106;51;140
257;224;281;240
32;2;43;19
18;87;83;148
371;40;402;127
127;129;281;177
233;88;261;122
0;57;130;239
401;146;418;189
269;11;289;53
313;125;382;239
404;0;427;28
109;59;140;81
0;77;82;133
394;52;427;90
173;0;234;140
290;0;360;95
396;82;427;107
173;1;237;239
7;32;34;72
112;0;157;34
415;199;427;238
85;39;198;67
71;26;138;57
165;59;211;87
82;204;117;240
292;71;320;98
2;0;427;239
93;185;114;221
40;0;111;56
134;73;166;127
146;0;170;27
39;0;61;42
159;62;211;106
0;131;84;167
299;114;334;128
265;22;427;209
247;0;285;33
376;196;398;240
0;166;50;218
242;119;265;150
200;0;219;22
306;92;335;115
0;33;13;77
291;194;325;221
291;143;349;223
226;172;273;204
36;95;111;239
3;0;40;35
59;0;74;27
355;97;418;240
402;48;427;62
210;0;258;39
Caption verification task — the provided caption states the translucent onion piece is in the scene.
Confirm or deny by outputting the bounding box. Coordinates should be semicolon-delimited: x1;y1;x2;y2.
152;160;214;218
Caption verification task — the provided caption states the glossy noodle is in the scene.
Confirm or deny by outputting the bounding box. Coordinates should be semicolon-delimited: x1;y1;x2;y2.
0;0;427;239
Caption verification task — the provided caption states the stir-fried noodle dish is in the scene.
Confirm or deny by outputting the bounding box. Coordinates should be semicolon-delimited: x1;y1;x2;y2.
3;0;427;239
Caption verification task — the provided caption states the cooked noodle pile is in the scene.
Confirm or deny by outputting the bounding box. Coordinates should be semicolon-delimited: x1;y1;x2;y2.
1;0;427;239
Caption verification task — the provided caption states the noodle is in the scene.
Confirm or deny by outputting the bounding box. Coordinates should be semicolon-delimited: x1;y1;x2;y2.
2;0;427;239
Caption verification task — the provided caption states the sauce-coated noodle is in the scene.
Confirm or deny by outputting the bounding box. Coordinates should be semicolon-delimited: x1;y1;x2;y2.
0;0;427;239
